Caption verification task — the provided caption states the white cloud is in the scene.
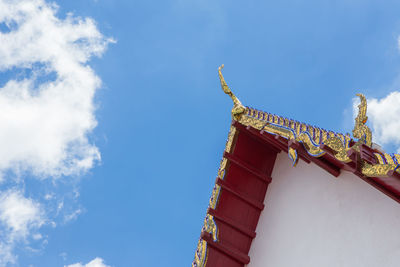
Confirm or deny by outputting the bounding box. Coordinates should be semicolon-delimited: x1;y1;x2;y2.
65;257;111;267
0;243;14;267
0;0;113;265
361;37;400;153
64;207;83;223
0;0;114;178
0;190;43;237
362;92;400;152
0;189;44;266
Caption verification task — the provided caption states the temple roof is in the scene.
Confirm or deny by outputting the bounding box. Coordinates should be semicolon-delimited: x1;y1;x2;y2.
218;64;400;178
192;66;400;267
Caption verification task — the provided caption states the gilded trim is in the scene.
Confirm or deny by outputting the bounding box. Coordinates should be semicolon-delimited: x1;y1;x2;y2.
203;214;218;241
361;162;397;177
192;125;238;266
209;184;220;210
238;107;351;166
353;94;372;147
225;125;237;154
218;65;245;120
193;75;400;265
364;153;400;177
234;95;400;177
192;239;207;267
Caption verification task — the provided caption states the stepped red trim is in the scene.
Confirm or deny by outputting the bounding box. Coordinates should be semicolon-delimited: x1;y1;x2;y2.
200;121;278;267
216;178;264;210
201;232;250;265
199;120;400;267
208;208;256;238
233;122;282;153
224;152;272;184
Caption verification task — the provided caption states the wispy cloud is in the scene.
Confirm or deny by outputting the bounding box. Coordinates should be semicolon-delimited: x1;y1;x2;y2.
0;0;113;264
366;92;400;153
65;257;111;267
0;189;44;266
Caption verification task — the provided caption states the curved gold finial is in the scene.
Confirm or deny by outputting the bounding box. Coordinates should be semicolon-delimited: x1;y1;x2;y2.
352;93;372;146
218;64;245;120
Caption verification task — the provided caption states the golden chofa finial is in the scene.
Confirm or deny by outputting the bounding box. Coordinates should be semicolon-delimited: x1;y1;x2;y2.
218;64;245;120
353;93;372;147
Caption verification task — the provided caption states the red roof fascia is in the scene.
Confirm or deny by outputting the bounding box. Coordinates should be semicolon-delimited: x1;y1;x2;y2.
195;120;400;267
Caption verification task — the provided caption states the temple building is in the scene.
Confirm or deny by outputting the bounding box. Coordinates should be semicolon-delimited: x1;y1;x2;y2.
192;65;400;267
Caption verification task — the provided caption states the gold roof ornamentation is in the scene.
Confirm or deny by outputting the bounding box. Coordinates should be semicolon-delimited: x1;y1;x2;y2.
192;239;207;267
238;107;352;167
192;124;237;267
353;93;372;147
238;105;399;177
216;65;399;176
192;66;400;267
218;65;245;120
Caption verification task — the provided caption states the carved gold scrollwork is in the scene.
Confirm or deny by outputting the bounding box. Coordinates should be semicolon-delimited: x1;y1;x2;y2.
323;136;351;163
353;94;372;147
192;239;207;267
297;132;325;157
203;214;218;241
218;65;246;120
350;94;400;176
395;154;400;164
361;162;397;177
194;79;400;267
233;95;400;177
237;107;356;166
209;185;221;209
288;147;298;166
217;81;400;177
193;124;237;265
363;153;400;177
192;196;218;266
225;126;237;153
375;153;385;165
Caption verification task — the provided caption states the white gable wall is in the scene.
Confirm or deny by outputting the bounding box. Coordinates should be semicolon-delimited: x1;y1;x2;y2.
247;152;400;267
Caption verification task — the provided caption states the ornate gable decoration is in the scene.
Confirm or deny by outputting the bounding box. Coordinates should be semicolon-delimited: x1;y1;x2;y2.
192;65;400;267
218;65;400;178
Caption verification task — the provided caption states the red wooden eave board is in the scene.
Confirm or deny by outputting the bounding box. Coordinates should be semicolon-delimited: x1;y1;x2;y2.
198;120;400;267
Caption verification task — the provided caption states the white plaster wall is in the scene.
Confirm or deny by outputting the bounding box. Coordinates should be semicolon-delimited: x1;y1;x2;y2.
248;152;400;267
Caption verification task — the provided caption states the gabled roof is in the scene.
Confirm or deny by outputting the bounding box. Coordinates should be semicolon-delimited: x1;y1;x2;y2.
192;66;400;267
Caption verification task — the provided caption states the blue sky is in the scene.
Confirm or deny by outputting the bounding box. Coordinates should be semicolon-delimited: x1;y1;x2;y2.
1;0;400;266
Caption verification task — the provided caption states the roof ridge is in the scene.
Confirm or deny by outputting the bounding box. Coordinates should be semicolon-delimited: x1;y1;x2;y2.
192;67;400;267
